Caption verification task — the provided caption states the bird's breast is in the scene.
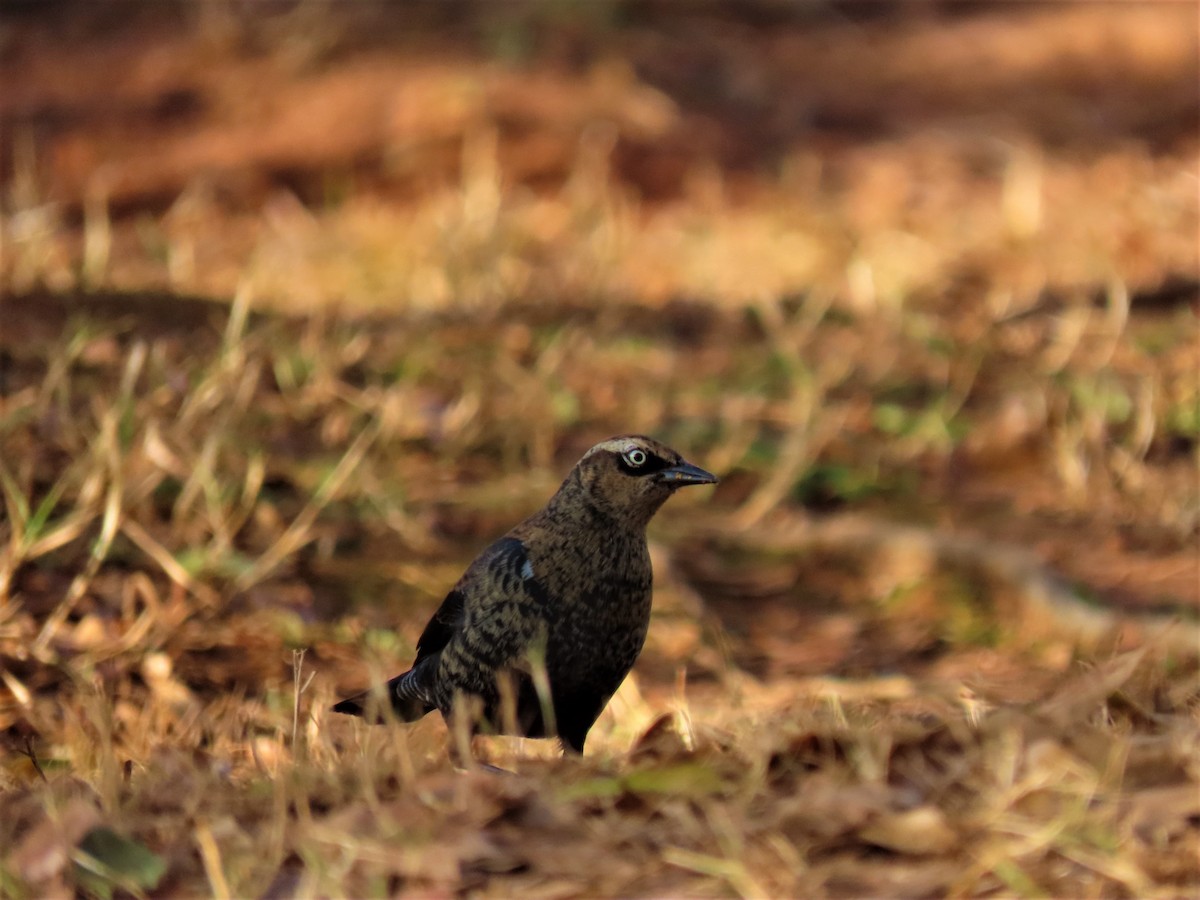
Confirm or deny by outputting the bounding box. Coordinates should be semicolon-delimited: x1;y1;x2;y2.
536;543;653;692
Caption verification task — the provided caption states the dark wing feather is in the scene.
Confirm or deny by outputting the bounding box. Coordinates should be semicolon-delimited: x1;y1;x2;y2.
332;536;548;723
412;588;465;664
450;536;550;658
429;537;556;726
415;534;544;660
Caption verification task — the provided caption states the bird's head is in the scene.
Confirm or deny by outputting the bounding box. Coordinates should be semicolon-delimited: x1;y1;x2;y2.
568;435;718;527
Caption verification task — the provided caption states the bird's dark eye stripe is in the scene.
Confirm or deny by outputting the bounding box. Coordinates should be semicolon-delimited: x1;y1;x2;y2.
616;453;671;476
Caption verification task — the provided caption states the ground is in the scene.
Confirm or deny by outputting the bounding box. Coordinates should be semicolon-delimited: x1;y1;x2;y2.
0;2;1197;897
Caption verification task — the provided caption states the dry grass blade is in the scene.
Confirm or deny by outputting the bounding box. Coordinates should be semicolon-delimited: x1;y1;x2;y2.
292;649;315;756
662;847;771;900
25;342;146;652
194;821;232;900
1035;645;1150;727
119;518;222;608
0;456;96;599
31;443;123;655
233;419;380;592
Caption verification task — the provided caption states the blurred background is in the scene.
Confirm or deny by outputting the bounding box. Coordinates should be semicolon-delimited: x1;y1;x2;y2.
3;0;1196;657
0;2;1198;892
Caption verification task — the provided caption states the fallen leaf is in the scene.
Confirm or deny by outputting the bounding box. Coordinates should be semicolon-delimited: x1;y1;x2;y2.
73;826;167;899
858;805;959;856
1127;784;1200;848
7;798;101;888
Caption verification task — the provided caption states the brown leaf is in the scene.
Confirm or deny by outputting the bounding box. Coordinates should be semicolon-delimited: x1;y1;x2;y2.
628;712;691;762
858;805;959;856
7;797;102;888
772;779;894;842
1035;646;1149;727
1127;784;1200;848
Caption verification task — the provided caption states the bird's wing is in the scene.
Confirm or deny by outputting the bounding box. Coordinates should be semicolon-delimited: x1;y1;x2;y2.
333;538;548;722
413;536;549;664
412;588;465;664
443;535;552;668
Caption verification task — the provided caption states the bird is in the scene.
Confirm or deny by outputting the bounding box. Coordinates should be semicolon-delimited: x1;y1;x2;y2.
331;435;717;755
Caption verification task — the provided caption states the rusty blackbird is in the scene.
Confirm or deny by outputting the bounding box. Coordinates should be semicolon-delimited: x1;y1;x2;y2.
331;435;717;754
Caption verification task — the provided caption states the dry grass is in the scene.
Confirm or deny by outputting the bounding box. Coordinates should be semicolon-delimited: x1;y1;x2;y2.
1;3;1198;897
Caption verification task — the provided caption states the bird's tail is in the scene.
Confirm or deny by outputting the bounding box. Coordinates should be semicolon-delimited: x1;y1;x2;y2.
331;669;435;723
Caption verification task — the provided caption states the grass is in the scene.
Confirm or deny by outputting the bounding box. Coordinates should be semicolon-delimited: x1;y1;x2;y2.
1;3;1198;896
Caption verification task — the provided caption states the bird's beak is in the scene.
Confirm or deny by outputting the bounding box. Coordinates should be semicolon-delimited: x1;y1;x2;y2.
658;461;719;487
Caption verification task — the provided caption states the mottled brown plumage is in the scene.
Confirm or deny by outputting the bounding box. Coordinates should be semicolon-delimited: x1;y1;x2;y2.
332;435;717;753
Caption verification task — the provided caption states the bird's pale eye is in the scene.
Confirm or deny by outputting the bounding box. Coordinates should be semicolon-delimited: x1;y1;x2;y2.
623;447;648;468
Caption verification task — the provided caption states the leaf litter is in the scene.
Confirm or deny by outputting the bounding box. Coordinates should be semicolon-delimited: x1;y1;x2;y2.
1;2;1198;896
